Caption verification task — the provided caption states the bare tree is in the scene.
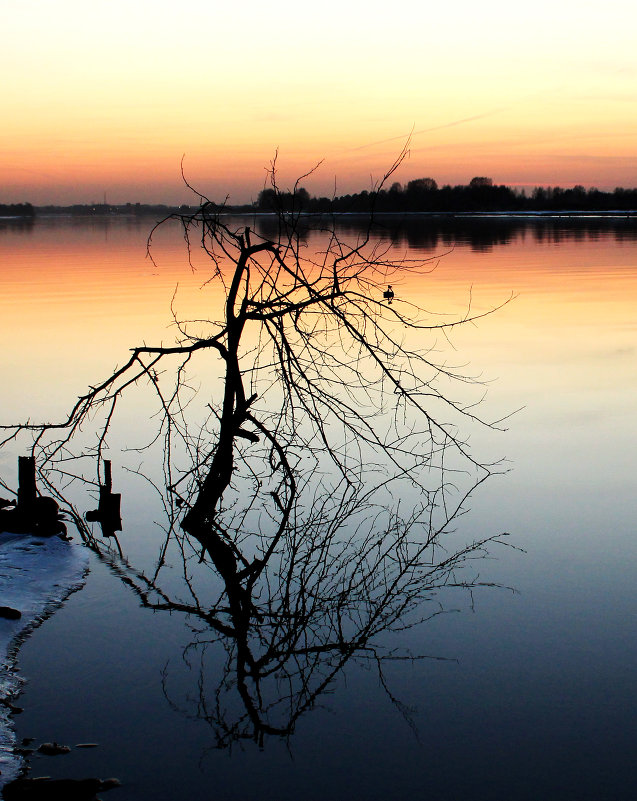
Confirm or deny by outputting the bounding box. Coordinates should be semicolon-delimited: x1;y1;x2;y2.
0;152;510;745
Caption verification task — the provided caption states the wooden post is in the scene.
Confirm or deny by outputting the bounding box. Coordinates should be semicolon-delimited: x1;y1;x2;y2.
109;493;122;532
17;456;36;511
104;460;112;491
86;459;122;535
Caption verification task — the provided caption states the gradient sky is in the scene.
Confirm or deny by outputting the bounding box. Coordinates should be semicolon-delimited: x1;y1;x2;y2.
2;0;636;204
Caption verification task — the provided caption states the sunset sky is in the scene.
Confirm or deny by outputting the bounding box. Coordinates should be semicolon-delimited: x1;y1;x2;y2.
2;0;636;204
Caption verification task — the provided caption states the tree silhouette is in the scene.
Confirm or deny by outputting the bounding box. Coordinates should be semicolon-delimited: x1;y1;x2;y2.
468;177;493;189
407;177;438;193
0;151;511;745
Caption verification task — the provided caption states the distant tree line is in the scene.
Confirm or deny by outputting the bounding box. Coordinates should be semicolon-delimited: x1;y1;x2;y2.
256;177;637;214
11;179;637;219
34;202;200;217
0;203;34;217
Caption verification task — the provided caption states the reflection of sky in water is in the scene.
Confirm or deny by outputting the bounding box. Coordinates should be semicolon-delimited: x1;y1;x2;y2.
1;218;636;799
0;533;87;785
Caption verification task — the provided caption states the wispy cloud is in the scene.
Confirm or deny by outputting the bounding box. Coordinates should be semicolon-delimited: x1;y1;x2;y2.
1;166;60;180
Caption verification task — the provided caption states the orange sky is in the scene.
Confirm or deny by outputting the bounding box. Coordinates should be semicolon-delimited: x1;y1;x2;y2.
2;0;636;204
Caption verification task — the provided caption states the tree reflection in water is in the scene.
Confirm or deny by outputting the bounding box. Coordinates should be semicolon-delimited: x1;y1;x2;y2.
1;157;511;748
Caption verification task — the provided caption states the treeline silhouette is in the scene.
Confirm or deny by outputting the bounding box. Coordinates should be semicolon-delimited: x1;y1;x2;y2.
35;202;199;217
8;178;637;218
257;177;637;214
0;202;34;217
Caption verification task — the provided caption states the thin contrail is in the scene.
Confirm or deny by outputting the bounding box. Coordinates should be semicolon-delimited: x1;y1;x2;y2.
341;108;507;154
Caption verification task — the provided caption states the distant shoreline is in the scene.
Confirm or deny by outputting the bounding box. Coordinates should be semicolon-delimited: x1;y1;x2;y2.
5;177;637;219
22;208;637;220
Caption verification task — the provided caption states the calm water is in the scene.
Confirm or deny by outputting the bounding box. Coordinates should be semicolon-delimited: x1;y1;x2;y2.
1;215;636;800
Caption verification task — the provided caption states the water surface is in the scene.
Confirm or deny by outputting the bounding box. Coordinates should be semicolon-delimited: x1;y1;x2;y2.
1;215;636;800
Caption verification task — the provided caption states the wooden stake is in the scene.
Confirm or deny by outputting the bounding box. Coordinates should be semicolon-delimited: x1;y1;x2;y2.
17;456;36;511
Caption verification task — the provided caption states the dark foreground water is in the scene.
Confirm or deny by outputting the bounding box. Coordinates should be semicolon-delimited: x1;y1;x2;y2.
1;215;636;800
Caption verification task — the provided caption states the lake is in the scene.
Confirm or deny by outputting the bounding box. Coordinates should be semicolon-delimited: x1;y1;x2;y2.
1;214;636;800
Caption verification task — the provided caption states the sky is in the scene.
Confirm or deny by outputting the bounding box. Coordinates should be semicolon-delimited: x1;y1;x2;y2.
2;0;636;204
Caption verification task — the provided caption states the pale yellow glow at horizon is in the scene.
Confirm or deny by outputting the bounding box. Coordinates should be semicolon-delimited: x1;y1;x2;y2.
2;0;636;203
